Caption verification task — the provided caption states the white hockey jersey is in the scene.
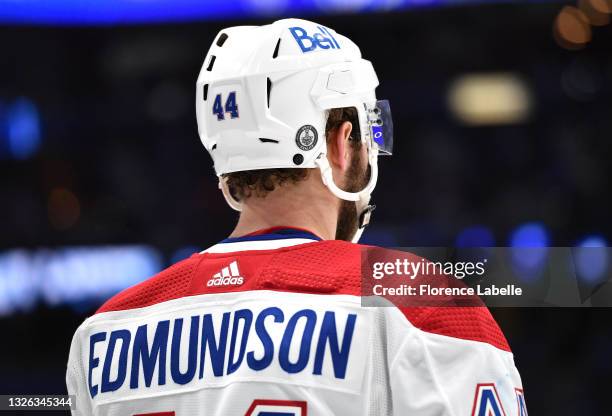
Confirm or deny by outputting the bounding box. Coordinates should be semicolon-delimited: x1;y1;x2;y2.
67;227;526;416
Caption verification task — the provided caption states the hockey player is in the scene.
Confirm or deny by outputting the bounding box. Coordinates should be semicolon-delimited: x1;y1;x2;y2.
67;19;526;415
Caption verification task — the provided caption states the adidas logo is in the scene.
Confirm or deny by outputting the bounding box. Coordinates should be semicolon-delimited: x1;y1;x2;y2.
207;260;244;287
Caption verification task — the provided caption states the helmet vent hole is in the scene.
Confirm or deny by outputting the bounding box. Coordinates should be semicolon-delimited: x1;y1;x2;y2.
267;78;272;108
272;38;281;59
211;144;217;151
259;138;279;144
216;33;228;47
203;84;208;101
206;55;216;71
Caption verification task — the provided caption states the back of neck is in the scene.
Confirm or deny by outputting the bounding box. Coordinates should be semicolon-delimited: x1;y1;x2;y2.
229;183;339;240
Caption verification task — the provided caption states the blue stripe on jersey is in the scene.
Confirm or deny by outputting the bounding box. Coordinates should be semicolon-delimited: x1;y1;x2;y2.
219;228;321;244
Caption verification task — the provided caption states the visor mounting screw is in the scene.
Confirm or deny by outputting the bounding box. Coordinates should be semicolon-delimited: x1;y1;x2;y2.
293;154;304;165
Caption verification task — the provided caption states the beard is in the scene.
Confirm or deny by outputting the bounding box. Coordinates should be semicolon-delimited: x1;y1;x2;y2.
335;151;370;241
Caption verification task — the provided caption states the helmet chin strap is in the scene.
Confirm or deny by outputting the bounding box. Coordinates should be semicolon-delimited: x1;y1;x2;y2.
315;146;379;243
352;196;376;243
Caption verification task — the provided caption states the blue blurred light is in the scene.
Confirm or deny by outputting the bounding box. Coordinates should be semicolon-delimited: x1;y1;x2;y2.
510;222;549;247
0;0;567;25
579;235;607;247
455;225;495;247
574;235;608;283
509;222;550;282
0;102;5;154
6;98;41;160
0;250;38;316
0;245;163;316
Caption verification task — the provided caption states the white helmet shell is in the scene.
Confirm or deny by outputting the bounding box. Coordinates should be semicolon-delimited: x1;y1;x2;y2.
195;18;380;175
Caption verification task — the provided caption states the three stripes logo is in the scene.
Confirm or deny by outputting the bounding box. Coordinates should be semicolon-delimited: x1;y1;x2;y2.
207;260;244;287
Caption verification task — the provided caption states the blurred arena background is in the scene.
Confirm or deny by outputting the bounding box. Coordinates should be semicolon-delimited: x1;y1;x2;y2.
1;0;612;414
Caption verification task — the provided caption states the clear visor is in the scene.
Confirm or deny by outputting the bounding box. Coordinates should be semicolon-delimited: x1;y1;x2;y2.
367;99;393;156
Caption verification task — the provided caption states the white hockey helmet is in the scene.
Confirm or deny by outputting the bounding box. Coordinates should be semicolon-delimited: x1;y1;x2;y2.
195;18;393;239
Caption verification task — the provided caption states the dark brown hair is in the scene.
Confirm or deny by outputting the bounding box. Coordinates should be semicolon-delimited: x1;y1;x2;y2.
225;107;361;200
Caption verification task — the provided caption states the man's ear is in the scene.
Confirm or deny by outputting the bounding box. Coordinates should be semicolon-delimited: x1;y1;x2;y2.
327;121;353;172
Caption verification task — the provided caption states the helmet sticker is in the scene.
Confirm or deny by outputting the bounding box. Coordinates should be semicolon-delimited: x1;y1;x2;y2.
295;125;318;151
289;26;340;53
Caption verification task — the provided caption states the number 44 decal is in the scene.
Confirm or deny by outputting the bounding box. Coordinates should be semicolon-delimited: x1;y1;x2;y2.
213;91;239;120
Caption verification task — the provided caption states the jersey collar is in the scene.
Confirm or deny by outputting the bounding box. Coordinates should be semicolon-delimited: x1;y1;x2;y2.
202;227;322;253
